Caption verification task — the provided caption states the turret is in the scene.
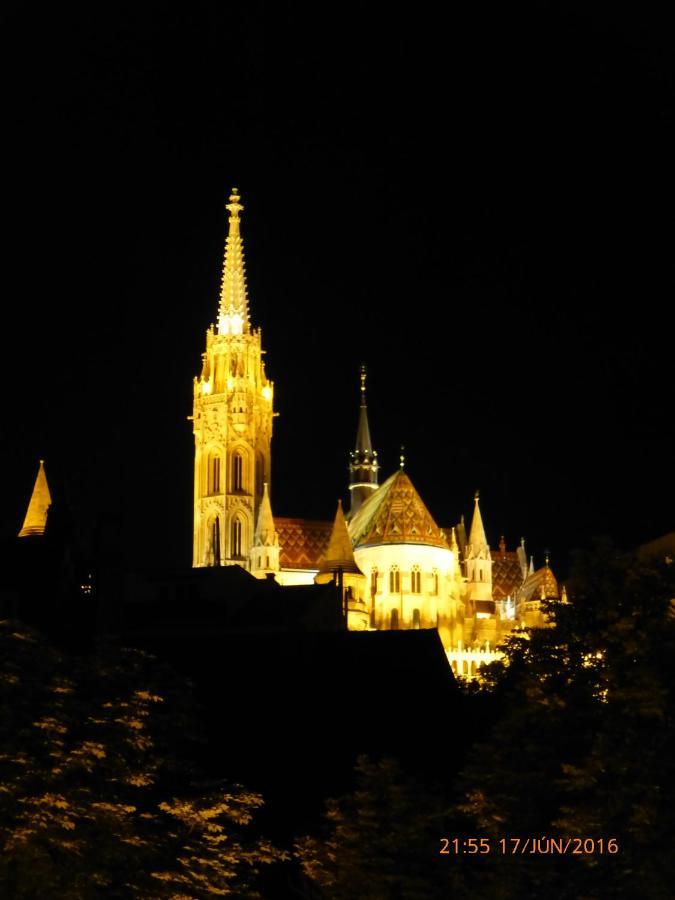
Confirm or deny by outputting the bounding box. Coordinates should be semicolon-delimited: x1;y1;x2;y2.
250;483;280;578
464;491;493;603
348;365;379;517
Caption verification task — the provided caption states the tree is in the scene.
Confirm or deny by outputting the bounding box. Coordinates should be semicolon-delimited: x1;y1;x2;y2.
0;621;281;898
458;543;675;899
295;755;469;900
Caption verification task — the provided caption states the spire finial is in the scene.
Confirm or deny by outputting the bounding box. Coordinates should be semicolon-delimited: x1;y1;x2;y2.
474;489;480;502
545;548;550;567
360;364;367;404
399;445;406;469
226;187;243;220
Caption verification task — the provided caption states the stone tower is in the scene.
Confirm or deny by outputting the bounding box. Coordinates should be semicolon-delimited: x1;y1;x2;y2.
191;189;275;568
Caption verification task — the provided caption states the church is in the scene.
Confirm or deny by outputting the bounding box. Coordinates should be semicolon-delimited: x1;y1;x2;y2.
189;189;561;677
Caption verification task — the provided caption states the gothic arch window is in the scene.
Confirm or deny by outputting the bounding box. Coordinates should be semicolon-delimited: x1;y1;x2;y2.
431;569;439;595
232;452;244;492
412;608;421;629
411;565;421;594
389;566;400;593
231;518;243;558
207;453;222;494
211;516;221;566
371;567;378;596
390;608;399;630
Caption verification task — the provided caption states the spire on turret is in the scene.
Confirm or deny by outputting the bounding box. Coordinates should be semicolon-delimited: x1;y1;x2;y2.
318;500;362;575
250;483;280;578
254;482;277;547
467;490;489;555
348;365;379;517
217;188;249;336
18;460;52;537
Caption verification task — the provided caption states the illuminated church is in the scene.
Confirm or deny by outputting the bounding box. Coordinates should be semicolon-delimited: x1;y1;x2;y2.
187;189;560;675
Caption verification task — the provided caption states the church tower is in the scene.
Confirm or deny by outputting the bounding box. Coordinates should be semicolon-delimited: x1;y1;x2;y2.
192;189;275;568
348;366;379;517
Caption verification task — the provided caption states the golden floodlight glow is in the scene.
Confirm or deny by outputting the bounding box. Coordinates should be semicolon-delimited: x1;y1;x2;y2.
201;380;212;395
262;385;272;401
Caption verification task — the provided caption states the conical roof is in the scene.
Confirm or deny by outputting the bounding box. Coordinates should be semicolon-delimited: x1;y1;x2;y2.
318;500;362;575
254;483;278;547
349;469;449;550
18;460;52;537
467;491;489;555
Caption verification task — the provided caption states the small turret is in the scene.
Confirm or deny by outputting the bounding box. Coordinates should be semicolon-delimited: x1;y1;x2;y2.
464;491;493;603
316;500;368;630
250;483;280;578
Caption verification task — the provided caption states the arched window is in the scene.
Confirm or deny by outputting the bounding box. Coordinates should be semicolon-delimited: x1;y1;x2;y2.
371;567;378;596
211;516;221;566
208;454;221;494
462;660;468;675
389;566;400;593
412;608;421;629
231;518;242;558
233;453;244;492
431;569;439;595
411;565;421;593
390;608;399;630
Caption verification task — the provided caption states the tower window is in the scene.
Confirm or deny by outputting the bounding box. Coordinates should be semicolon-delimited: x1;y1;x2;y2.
231;518;242;558
431;569;439;595
211;516;221;566
233;453;244;491
412;608;421;629
371;567;378;595
208;454;221;494
389;566;400;593
411;565;421;594
390;608;399;630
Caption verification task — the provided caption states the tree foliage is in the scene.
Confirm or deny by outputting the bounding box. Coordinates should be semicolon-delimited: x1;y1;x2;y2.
0;621;281;898
459;543;675;898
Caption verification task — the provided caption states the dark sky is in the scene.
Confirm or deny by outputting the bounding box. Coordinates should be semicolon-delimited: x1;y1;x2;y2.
1;4;673;575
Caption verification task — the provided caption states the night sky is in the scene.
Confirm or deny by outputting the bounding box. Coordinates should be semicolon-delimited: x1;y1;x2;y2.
1;5;673;576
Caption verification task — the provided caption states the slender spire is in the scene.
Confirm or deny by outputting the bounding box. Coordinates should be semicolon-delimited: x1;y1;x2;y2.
348;365;379;517
467;490;489;554
529;555;535;575
217;188;249;336
355;365;373;455
18;460;52;537
254;483;278;547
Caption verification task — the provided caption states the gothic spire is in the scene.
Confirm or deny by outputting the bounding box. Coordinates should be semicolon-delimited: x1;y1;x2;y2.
254;483;278;547
217;188;249;336
18;460;52;537
467;490;489;555
355;365;373;455
348;365;379;517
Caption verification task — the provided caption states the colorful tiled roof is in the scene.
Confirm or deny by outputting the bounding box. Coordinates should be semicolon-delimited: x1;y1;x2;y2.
349;470;449;550
274;517;332;570
518;564;559;604
492;551;525;601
